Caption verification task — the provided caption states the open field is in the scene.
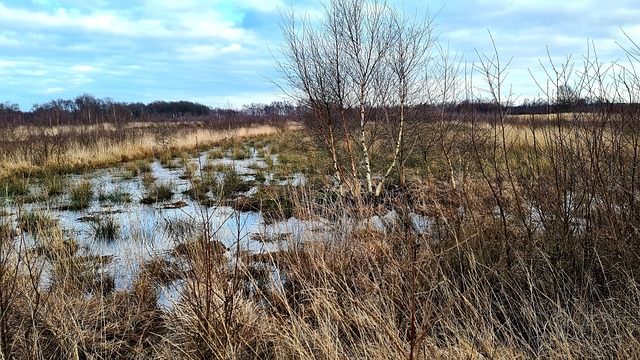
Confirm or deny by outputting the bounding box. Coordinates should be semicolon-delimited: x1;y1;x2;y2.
1;109;640;359
0;120;282;181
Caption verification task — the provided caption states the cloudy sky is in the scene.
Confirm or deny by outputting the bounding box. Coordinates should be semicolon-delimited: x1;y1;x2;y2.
0;0;638;110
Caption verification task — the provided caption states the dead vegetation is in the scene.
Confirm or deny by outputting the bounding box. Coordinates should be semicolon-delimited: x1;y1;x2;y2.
1;4;640;357
1;105;640;358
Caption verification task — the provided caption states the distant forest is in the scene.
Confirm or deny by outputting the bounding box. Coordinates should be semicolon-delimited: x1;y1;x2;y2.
0;93;298;126
1;92;638;126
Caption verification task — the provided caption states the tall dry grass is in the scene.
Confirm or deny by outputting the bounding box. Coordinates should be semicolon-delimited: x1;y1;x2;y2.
0;121;280;180
1;106;640;358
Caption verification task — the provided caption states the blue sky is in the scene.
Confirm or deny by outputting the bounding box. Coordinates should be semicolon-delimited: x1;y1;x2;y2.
0;0;638;110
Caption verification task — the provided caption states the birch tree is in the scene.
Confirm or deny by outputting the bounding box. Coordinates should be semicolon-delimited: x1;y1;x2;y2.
277;0;436;197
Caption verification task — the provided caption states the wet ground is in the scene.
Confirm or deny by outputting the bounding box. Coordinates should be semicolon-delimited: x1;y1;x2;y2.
0;148;310;299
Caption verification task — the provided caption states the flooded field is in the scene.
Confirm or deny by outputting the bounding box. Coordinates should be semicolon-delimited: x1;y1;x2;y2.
0;145;318;303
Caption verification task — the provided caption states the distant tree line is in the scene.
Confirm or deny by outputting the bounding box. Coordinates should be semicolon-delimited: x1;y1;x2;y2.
2;91;639;128
0;93;300;126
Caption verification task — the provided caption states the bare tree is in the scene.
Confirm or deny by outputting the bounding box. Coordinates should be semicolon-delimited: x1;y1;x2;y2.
277;0;437;197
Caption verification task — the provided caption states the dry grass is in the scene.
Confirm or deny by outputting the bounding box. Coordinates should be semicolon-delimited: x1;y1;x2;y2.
7;187;638;359
2;113;640;358
0;123;280;180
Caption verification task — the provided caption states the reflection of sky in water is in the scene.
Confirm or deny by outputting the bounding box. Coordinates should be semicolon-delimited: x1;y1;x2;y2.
0;147;439;310
0;149;308;294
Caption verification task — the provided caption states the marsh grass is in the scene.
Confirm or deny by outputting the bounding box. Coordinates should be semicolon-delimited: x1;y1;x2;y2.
141;257;182;284
2;176;30;197
136;160;153;174
163;216;199;242
123;162;139;178
171;237;227;261
183;179;211;205
253;169;266;184
158;151;175;167
183;164;256;205
91;217;120;242
180;162;198;180
263;153;275;170
141;171;157;185
67;180;93;210
0;120;279;180
218;167;253;198
18;210;59;235
141;181;174;204
4;107;640;358
252;185;295;223
254;147;268;159
97;187;132;204
231;145;252;160
208;148;225;160
204;162;233;173
41;175;67;198
0;217;16;241
122;159;152;179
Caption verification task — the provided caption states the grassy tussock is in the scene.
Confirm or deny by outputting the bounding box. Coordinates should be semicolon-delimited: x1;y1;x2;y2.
67;180;93;210
141;181;175;204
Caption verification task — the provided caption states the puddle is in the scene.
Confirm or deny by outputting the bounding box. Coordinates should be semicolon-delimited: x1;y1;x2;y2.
0;147;438;311
0;149;307;296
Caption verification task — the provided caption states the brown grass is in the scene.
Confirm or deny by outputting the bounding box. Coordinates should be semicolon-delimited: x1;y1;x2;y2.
0;122;280;180
2;111;640;358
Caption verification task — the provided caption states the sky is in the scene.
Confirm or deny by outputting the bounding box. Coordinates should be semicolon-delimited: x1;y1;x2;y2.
0;0;639;111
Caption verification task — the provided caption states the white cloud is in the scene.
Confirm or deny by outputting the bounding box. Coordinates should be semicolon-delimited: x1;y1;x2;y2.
176;42;244;61
235;0;285;13
0;0;636;110
0;33;20;46
178;16;250;41
146;0;201;11
42;87;65;94
0;3;253;43
70;65;95;72
222;43;242;53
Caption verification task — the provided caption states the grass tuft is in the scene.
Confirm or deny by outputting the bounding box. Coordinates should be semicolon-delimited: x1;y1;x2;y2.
97;188;132;203
67;180;94;210
2;176;30;197
18;210;59;234
141;181;174;204
91;216;120;242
